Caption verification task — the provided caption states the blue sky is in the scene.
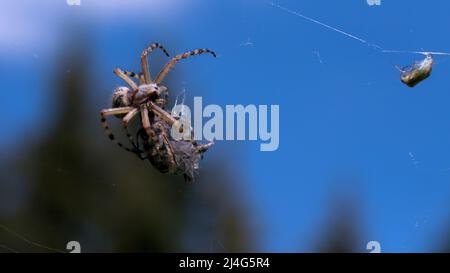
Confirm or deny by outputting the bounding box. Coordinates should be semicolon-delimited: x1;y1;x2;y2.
1;0;450;252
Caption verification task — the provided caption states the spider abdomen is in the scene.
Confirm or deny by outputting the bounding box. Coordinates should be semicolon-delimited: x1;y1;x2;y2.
111;87;132;119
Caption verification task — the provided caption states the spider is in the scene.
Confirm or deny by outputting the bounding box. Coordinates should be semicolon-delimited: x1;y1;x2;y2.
100;43;216;181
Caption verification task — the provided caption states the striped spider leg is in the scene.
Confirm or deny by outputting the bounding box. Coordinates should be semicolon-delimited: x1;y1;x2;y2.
155;48;216;84
100;106;138;153
141;42;170;84
124;70;145;85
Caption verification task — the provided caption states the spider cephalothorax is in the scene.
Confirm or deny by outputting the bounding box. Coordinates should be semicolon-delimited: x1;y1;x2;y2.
100;43;215;181
112;83;167;108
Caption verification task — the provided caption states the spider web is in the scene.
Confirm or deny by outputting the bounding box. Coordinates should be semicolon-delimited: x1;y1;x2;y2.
270;2;450;57
0;223;66;253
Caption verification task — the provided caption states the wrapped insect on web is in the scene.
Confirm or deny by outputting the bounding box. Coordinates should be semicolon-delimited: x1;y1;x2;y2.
385;49;450;87
100;43;216;182
271;2;450;87
396;54;433;88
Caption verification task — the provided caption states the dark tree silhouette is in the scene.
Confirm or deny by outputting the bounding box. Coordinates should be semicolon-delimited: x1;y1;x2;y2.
315;194;364;253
